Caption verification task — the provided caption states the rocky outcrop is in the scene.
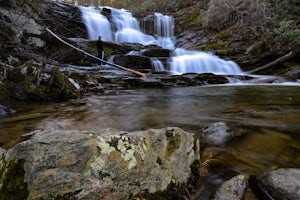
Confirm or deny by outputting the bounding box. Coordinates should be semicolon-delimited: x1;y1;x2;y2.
0;127;200;199
65;65;237;92
2;61;80;101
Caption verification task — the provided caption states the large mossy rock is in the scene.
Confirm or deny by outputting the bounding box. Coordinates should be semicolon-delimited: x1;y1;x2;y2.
4;61;79;101
0;127;200;199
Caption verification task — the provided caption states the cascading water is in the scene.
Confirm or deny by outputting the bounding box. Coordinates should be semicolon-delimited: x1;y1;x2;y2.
111;8;156;44
151;58;165;71
80;6;243;75
170;49;243;75
80;6;113;41
154;13;174;37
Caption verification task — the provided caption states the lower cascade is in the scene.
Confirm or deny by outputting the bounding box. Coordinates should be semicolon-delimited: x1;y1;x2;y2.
79;6;243;75
170;49;243;75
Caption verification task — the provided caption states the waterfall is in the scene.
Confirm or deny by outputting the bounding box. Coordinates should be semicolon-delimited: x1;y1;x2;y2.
79;6;113;41
170;49;243;75
80;6;243;75
151;59;165;71
154;13;174;37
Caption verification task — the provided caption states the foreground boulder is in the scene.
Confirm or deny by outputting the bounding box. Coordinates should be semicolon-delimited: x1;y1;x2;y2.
0;127;200;199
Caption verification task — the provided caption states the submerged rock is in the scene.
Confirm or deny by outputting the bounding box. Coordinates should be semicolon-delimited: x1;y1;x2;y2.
201;122;244;146
250;168;300;200
0;127;200;199
0;104;15;116
213;175;249;200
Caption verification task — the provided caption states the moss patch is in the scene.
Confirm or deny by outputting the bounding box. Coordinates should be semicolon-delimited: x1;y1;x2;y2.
0;159;29;200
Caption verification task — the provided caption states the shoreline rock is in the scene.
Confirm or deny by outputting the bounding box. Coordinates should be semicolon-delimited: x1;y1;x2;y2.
0;127;200;199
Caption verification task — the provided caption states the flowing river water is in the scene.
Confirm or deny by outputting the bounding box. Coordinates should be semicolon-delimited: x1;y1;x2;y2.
1;84;300;198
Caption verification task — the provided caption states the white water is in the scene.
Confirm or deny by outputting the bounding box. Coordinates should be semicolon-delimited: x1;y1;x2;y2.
154;13;174;37
170;49;243;75
151;59;165;71
79;6;243;75
80;6;113;41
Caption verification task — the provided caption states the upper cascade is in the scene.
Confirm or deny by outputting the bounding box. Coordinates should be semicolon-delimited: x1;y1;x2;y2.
79;6;173;48
80;6;113;41
154;12;174;37
79;6;243;75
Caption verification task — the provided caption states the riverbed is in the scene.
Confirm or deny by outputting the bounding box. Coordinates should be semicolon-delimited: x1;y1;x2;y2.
1;84;300;199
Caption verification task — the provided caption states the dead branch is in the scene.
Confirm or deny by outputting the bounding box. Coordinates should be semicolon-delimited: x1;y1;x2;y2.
247;51;294;74
45;28;147;78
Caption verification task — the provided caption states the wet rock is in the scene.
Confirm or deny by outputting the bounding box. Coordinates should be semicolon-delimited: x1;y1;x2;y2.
103;41;145;55
250;168;300;200
6;61;80;101
113;55;153;70
0;104;15;116
0;127;200;199
194;73;229;84
202;122;244;146
140;47;172;57
213;175;249;200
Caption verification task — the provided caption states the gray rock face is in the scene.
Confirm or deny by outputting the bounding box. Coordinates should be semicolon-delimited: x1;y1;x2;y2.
0;127;200;199
4;62;80;101
213;175;248;200
253;168;300;200
202;122;244;146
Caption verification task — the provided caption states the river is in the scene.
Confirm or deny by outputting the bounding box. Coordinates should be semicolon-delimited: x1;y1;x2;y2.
1;84;300;199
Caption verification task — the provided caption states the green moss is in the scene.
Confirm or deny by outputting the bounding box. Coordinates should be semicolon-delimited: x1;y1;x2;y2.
188;9;198;23
0;159;29;200
217;29;233;41
103;46;113;57
202;41;232;56
165;130;181;159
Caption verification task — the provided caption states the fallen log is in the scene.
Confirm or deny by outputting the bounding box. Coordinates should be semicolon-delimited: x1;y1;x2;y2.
45;28;147;78
247;51;294;74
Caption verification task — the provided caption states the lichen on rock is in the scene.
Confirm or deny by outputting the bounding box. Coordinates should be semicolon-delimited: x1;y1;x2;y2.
0;127;200;199
89;127;200;196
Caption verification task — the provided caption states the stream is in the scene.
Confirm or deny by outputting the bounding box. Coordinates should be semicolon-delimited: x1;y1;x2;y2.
1;84;300;199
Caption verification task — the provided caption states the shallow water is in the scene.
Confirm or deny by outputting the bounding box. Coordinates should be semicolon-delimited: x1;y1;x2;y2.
1;85;300;199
